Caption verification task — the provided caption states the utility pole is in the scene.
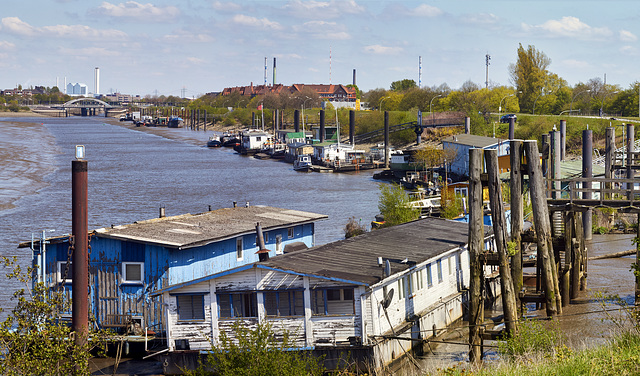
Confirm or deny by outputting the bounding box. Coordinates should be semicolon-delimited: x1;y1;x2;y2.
485;54;491;89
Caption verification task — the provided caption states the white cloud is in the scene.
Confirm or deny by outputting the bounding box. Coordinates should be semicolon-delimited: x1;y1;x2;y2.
212;1;242;12
0;41;15;50
620;45;639;56
186;57;206;65
1;17;127;39
465;13;500;28
363;44;403;55
560;59;589;69
284;0;364;19
92;1;180;22
163;30;214;43
413;4;443;17
522;16;612;40
59;46;120;57
231;14;283;30
620;30;637;42
293;21;351;40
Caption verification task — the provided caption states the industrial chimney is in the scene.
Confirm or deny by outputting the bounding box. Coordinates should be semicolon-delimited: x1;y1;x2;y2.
353;69;356;86
273;58;276;86
94;67;100;96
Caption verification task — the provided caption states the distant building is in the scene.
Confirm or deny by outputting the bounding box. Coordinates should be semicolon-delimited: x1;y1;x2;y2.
220;83;357;103
103;92;140;104
66;83;88;96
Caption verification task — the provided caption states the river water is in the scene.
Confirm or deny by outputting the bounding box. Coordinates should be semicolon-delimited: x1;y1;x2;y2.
0;116;382;319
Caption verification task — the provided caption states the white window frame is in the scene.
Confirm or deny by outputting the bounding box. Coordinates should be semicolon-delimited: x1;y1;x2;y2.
57;261;72;283
236;237;243;261
122;262;144;284
287;227;294;239
275;235;283;254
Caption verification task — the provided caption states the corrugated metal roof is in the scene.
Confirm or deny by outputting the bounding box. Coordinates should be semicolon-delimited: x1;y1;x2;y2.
259;217;489;286
442;134;504;148
93;206;327;250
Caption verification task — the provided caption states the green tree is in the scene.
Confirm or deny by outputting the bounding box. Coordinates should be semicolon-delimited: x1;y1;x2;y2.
390;79;417;92
377;183;420;227
188;320;324;376
0;257;105;376
509;44;551;113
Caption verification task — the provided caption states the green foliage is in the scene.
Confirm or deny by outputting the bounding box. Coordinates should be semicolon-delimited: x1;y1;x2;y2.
0;256;106;376
390;79;417;92
509;44;553;113
188;320;324;376
377;183;420;227
344;216;367;238
498;318;566;360
440;188;463;220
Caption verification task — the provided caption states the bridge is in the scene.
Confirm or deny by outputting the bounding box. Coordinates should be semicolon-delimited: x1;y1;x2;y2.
43;98;125;117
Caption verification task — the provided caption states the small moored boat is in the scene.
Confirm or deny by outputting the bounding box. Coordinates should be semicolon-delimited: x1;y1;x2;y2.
293;154;313;172
207;135;221;147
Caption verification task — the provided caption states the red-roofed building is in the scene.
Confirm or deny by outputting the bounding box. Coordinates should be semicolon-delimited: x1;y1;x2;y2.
220;83;356;102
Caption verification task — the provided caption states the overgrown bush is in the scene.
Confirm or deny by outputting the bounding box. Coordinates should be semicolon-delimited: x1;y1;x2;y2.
498;318;566;360
187;321;325;376
344;216;367;238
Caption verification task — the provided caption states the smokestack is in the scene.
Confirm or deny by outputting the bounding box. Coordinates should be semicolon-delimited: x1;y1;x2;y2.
273;58;276;86
353;69;356;86
71;156;88;346
159;207;166;218
255;222;269;262
94;67;100;96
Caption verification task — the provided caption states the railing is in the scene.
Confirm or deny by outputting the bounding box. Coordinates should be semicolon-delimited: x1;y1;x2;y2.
546;177;640;207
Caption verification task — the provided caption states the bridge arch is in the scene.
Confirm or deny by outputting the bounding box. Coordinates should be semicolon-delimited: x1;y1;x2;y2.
63;97;113;108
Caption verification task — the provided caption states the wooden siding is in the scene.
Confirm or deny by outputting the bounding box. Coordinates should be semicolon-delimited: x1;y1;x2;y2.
311;316;358;344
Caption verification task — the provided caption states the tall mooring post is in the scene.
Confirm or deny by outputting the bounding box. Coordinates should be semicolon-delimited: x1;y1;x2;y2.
508;117;515;140
384;111;389;169
294;110;300;132
560;119;567;161
465;117;470;134
468;148;484;363
582;129;593;240
550;129;562;237
627;124;635;200
71;155;89;346
349;110;355;146
605;127;615;200
524;140;561;316
319;110;325;143
485;149;519;335
510;140;524;314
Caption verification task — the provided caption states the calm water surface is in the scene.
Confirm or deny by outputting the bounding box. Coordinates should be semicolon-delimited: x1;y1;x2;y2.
0;117;382;318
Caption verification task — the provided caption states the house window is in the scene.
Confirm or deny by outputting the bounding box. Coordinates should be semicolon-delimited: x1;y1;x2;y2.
218;293;257;318
426;264;433;288
236;237;243;260
437;259;443;283
397;278;405;299
287;227;294;239
177;294;205;321
275;235;283;254
57;261;72;283
122;262;144;284
407;274;414;295
415;269;424;290
448;256;453;275
264;291;304;317
263;231;269;243
311;288;355;315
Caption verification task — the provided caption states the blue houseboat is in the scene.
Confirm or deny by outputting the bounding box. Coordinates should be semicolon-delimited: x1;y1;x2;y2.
22;205;327;334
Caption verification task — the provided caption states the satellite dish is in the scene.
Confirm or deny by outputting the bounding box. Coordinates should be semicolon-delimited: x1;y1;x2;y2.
384;259;391;278
382;288;394;309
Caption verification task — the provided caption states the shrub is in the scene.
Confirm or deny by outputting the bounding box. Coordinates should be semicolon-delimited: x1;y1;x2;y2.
344;216;367;238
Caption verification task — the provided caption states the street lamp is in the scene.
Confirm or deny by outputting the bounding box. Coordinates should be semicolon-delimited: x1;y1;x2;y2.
429;94;442;125
499;93;515;115
569;89;591;116
533;89;550;115
379;96;390;111
302;96;312;131
600;91;619;117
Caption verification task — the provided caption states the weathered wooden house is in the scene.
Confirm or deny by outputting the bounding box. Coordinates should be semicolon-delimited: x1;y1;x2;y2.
157;217;495;373
442;134;510;177
24;206;327;334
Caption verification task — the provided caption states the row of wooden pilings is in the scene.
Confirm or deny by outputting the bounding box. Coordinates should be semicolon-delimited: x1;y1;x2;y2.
467;139;588;363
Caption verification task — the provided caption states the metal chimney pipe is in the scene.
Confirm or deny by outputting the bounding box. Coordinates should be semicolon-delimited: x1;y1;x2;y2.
294;110;300;132
319;110;325;143
349;110;355;146
256;222;269;262
71;159;88;346
159;207;165;218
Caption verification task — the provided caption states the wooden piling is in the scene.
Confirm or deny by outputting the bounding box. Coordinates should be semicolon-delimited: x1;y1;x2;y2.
560;119;567;161
627;124;635;200
561;212;573;306
510;140;523;314
524;140;560;317
204;110;207;131
636;212;640;305
384;111;390;169
582;129;593;240
485;149;519;334
468;148;484;363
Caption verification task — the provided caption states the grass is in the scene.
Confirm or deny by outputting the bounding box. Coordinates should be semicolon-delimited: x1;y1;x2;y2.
434;333;640;376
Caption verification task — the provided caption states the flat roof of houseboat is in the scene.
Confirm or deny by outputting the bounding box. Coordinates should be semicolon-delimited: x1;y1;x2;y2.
92;206;327;250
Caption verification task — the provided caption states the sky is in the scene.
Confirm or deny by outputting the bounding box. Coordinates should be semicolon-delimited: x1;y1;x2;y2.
1;1;639;98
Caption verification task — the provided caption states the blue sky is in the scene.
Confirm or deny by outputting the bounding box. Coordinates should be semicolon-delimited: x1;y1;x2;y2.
1;1;638;97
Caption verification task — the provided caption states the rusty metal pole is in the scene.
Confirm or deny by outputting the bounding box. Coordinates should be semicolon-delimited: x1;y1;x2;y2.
72;158;89;346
